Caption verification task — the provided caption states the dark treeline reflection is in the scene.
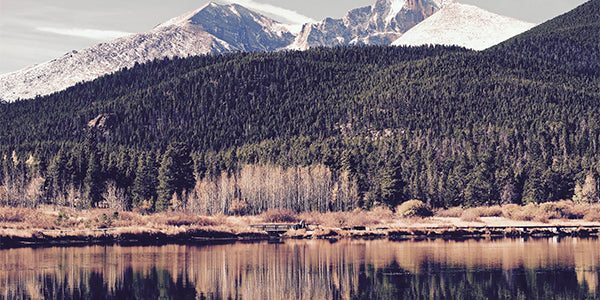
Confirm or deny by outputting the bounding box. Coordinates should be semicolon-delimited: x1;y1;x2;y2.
354;262;596;299
41;268;196;299
1;239;599;299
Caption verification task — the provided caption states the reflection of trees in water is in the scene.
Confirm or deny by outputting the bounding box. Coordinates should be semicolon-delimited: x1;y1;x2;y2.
37;268;196;299
2;240;600;299
18;262;597;299
350;261;600;299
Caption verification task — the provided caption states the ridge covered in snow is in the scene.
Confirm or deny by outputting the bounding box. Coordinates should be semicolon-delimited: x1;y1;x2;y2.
0;2;294;102
0;0;534;102
391;3;536;50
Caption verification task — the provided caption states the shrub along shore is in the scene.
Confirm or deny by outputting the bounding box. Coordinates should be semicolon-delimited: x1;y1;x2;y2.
1;200;600;248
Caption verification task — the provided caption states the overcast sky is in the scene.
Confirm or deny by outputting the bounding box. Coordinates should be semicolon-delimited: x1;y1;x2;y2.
0;0;588;75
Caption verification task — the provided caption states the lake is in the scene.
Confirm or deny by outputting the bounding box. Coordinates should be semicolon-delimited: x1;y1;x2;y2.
1;238;599;299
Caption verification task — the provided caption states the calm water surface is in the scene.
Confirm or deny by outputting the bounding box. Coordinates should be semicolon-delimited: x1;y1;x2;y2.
1;238;599;299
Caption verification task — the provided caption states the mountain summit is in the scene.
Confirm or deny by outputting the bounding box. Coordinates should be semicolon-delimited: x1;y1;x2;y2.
289;0;455;50
392;3;536;50
0;0;533;102
0;2;294;102
156;2;295;51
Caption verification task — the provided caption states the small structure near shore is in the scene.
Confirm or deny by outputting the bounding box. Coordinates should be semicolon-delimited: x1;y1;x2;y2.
250;221;306;235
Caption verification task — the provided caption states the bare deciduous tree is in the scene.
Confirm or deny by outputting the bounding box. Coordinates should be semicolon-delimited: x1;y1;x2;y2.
25;177;45;208
103;180;127;211
186;164;358;215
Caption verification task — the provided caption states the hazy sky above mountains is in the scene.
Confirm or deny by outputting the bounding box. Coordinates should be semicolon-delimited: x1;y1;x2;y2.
0;0;588;74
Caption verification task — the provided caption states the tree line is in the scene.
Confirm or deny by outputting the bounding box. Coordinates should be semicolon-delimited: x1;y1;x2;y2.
0;1;599;213
0;138;359;214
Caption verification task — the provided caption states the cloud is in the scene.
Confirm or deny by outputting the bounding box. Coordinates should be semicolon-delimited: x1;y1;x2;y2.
224;0;316;24
36;27;133;41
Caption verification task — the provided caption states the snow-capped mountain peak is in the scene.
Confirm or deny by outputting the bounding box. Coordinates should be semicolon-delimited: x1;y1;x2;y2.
289;0;450;50
0;0;534;102
0;2;296;102
155;3;214;28
391;2;536;50
157;2;294;40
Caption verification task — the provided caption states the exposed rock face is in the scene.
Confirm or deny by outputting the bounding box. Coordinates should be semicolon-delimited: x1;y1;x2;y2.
291;18;352;49
289;0;454;50
0;0;536;102
88;113;117;129
183;3;295;51
88;113;118;139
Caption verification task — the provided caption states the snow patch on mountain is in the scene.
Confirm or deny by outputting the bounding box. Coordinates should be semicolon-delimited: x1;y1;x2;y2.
289;0;459;50
431;0;456;7
391;3;536;50
385;0;407;25
0;28;231;101
0;2;294;102
156;2;215;28
0;0;534;102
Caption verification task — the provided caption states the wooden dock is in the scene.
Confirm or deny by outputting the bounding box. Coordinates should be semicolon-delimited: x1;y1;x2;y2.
250;221;306;235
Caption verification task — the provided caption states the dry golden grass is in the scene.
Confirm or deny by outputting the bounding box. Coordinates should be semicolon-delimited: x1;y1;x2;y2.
435;202;600;224
151;211;218;227
498;201;600;223
282;228;310;238
584;210;600;222
0;206;55;229
260;209;299;223
297;209;389;228
1;201;600;236
478;205;504;217
370;206;394;220
0;206;229;231
502;203;550;222
112;211;146;227
460;209;484;223
435;205;503;219
569;204;591;219
539;201;576;219
0;206;28;222
435;207;464;217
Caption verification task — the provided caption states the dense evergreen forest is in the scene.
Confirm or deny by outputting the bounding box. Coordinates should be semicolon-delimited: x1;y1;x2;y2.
0;0;599;214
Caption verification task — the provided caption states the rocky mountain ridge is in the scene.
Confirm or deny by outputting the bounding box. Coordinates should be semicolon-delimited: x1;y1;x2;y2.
0;2;294;102
0;0;533;102
289;0;455;50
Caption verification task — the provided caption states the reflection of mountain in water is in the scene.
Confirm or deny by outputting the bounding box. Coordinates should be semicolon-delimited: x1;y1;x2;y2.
1;239;599;299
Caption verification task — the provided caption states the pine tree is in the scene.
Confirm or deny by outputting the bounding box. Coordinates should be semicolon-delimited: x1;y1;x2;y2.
156;143;195;211
83;132;104;209
379;158;406;208
132;152;158;210
46;147;68;205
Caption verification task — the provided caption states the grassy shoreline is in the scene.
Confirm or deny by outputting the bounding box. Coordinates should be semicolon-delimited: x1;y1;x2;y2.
1;202;600;248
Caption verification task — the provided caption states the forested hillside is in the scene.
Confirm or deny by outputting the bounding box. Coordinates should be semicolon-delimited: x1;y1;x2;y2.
1;1;599;214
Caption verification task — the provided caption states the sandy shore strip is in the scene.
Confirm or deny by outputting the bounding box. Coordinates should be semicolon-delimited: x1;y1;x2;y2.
1;216;599;248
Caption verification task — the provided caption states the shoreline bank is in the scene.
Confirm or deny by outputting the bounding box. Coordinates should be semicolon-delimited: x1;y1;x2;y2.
2;204;600;248
2;223;598;249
